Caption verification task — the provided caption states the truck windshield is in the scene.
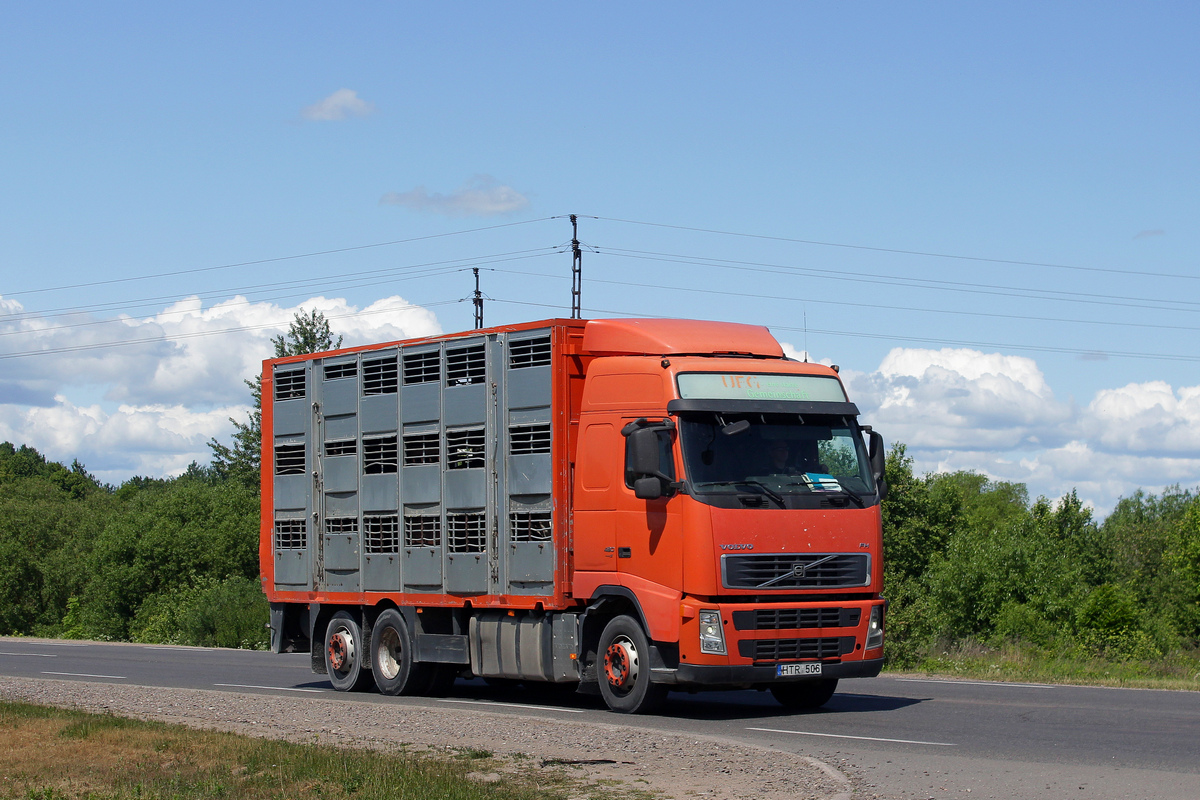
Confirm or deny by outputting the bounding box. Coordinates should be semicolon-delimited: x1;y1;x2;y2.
677;412;876;508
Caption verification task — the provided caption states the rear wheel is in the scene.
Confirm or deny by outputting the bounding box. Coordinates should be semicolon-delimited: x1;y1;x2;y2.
770;678;838;710
324;611;373;692
370;609;432;695
597;615;667;714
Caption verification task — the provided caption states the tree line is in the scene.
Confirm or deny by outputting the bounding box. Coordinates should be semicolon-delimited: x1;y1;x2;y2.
0;311;1195;665
1;437;1195;665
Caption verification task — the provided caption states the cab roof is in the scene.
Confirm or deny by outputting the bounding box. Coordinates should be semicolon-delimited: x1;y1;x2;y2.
582;318;784;358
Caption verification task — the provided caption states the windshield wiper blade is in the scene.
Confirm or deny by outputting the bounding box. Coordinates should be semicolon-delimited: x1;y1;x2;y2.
699;480;787;508
833;488;866;507
781;481;867;508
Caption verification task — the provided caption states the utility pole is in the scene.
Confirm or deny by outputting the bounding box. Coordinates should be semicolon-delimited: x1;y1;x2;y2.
570;214;582;319
472;267;484;329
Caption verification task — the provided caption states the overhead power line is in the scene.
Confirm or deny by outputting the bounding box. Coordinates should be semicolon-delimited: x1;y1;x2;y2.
5;217;555;298
487;267;1200;335
594;247;1200;314
592;215;1198;282
487;297;1200;364
0;299;464;361
0;266;468;340
1;249;556;336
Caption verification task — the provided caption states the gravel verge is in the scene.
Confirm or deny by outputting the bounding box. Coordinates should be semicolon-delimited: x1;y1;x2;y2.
0;676;855;800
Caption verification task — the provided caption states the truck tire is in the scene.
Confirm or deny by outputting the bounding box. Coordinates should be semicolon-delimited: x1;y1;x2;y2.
324;611;373;692
770;678;838;710
370;609;432;696
597;615;668;714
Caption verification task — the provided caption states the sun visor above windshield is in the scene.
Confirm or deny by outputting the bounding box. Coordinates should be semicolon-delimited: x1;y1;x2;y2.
667;399;861;417
582;318;785;357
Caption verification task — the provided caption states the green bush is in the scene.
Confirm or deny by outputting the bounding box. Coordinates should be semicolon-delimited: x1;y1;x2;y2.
993;601;1058;648
131;575;269;649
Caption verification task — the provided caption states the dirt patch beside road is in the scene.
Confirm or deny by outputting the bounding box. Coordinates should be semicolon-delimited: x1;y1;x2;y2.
0;676;855;800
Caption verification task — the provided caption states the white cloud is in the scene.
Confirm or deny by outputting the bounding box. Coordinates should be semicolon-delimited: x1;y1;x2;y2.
836;346;1200;515
0;293;442;481
381;175;531;217
0;395;247;481
301;89;375;122
777;341;835;366
1082;381;1200;456
844;347;1074;451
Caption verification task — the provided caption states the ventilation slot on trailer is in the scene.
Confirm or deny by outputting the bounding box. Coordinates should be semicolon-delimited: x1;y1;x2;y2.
446;344;486;386
326;517;358;534
364;514;400;553
403;432;439;465
446;428;485;469
404;514;441;548
510;510;552;542
509;423;551;455
274;369;306;401
323;362;357;381
447;512;486;553
274;519;306;550
274;444;305;475
403;350;440;385
324;439;356;458
362;435;398;474
509;336;551;369
362;356;398;394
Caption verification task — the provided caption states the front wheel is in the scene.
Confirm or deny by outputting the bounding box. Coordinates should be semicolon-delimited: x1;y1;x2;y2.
597;615;668;714
324;611;373;692
770;678;838;710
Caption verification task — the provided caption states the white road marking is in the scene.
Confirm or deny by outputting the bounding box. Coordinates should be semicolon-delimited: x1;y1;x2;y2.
29;642;89;647
0;652;57;657
747;726;956;746
437;698;586;714
897;678;1054;689
42;671;126;679
214;683;325;693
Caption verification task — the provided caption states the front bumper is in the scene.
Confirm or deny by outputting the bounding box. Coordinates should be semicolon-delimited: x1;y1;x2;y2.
652;655;883;686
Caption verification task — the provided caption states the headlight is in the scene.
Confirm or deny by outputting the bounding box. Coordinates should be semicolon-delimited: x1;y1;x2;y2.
698;609;726;655
866;605;884;650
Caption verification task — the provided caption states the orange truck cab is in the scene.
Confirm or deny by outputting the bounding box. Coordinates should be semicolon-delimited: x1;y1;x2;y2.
262;317;886;713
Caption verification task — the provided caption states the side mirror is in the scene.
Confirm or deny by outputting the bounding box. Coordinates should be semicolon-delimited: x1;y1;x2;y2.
626;427;662;476
868;430;888;501
623;422;674;500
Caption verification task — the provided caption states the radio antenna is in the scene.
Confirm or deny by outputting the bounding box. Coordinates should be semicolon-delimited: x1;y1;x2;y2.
803;310;809;362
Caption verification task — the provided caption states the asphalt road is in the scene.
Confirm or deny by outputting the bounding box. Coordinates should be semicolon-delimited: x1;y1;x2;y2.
2;637;1197;799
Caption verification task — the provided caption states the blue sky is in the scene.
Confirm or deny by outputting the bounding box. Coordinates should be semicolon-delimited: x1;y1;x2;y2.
1;2;1197;513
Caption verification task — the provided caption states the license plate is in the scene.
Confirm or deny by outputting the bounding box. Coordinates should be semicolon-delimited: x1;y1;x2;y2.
776;662;822;677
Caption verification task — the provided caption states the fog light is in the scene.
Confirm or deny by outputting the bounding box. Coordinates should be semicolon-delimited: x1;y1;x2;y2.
698;609;726;655
866;605;884;650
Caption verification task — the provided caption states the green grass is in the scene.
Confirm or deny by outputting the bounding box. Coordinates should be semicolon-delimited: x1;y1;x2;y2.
0;701;603;800
886;639;1200;690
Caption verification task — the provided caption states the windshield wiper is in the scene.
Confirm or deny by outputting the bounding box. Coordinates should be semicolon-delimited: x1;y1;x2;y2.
700;480;787;508
780;481;867;508
829;487;866;508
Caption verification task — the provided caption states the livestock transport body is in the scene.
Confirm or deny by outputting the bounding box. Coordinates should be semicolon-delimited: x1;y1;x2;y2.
262;318;888;713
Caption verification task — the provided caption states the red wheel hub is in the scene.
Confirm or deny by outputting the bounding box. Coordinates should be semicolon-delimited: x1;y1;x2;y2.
328;631;353;671
604;641;632;688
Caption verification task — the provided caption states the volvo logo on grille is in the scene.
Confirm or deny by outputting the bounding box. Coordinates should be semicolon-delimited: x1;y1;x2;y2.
753;553;840;589
720;543;754;550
